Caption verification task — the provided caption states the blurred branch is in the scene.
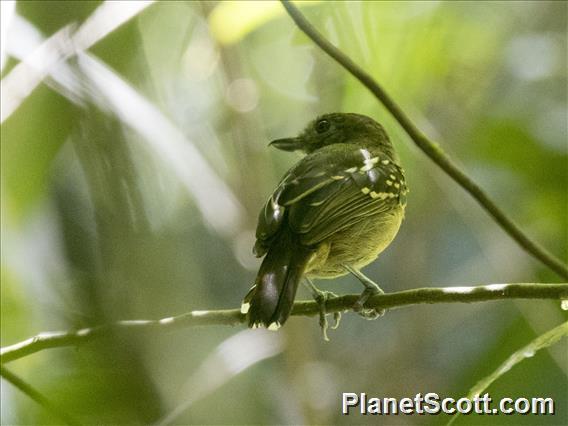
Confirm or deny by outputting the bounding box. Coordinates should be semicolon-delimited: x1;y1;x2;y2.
2;283;566;364
5;14;245;236
279;0;568;280
447;320;568;425
0;365;83;426
1;1;155;122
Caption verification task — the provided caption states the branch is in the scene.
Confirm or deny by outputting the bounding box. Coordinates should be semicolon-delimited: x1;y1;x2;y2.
447;320;568;425
0;365;83;426
2;283;566;364
279;0;568;280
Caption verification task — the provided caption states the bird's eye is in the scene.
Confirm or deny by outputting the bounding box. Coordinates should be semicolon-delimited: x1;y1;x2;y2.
315;119;330;134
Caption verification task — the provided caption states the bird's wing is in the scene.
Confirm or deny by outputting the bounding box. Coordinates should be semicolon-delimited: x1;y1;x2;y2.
288;150;407;246
254;144;407;254
254;150;338;255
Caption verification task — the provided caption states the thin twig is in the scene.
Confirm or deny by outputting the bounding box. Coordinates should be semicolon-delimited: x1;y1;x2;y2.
1;283;566;364
0;365;83;426
279;0;568;279
447;320;568;425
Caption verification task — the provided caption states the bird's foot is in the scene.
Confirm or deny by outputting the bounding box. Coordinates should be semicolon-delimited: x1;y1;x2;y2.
353;286;385;319
304;279;341;341
344;265;386;320
315;290;342;341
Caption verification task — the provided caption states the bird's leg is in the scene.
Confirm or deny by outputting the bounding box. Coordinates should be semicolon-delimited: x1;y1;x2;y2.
303;278;341;341
344;265;385;320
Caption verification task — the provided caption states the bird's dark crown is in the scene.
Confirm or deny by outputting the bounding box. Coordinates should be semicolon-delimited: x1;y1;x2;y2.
270;112;394;156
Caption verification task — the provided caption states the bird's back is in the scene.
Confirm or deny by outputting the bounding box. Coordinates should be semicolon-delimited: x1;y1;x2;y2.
244;113;407;329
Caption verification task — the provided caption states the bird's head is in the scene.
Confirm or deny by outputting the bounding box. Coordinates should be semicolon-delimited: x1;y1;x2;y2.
269;112;395;156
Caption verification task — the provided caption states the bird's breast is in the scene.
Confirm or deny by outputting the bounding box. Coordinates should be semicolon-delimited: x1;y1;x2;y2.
306;204;405;278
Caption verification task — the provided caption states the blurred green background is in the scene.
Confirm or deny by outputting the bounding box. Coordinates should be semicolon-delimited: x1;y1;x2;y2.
1;1;567;425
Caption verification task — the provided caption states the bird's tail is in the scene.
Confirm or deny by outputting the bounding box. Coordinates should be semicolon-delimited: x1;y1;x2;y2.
242;232;313;329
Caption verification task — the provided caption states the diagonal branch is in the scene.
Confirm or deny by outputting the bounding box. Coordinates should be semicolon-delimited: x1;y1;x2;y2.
1;283;566;364
447;320;568;425
0;365;83;426
279;0;568;280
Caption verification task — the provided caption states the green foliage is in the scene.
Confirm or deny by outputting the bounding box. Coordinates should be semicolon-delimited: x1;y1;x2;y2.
1;1;566;425
2;85;78;219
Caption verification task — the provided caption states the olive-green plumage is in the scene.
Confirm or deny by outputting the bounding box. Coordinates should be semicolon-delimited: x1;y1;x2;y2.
242;113;408;329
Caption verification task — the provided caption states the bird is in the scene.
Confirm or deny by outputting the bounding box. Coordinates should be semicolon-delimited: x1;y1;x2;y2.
241;112;408;332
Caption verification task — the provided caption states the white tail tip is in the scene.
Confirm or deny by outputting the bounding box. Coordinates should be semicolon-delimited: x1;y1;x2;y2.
240;302;250;314
267;322;281;331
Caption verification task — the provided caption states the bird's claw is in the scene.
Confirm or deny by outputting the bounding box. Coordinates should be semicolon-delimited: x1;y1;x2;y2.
353;287;385;320
331;311;342;329
354;306;385;320
313;290;340;341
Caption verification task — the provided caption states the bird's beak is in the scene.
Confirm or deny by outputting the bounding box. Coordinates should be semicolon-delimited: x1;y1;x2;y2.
269;137;303;152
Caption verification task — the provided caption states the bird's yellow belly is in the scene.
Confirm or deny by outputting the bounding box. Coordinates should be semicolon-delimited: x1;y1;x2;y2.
306;206;404;278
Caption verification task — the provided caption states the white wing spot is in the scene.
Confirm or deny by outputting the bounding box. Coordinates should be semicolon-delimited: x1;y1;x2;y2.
360;156;379;172
382;159;389;165
394;183;400;189
370;191;390;200
377;192;389;200
390;174;396;180
331;175;344;180
359;149;372;161
240;302;250;314
386;180;393;186
346;167;357;173
361;187;370;195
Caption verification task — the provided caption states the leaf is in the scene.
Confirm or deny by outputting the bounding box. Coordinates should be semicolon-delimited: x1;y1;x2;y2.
208;0;320;45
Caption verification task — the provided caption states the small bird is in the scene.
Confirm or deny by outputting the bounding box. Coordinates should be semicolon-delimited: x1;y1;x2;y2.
242;113;408;331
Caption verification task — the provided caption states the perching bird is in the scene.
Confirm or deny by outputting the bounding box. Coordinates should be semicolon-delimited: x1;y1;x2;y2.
241;113;408;331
